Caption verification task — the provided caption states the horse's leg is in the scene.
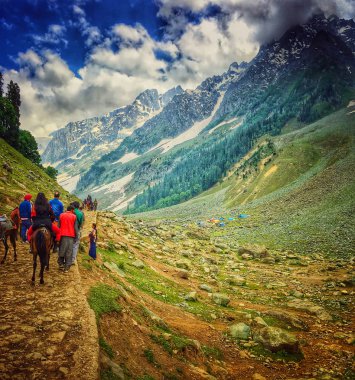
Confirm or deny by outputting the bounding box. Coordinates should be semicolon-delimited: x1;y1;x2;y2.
1;238;9;264
39;261;45;284
11;233;17;261
32;253;37;284
46;250;50;271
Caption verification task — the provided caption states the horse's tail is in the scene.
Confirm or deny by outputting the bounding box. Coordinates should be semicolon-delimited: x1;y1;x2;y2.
36;230;48;267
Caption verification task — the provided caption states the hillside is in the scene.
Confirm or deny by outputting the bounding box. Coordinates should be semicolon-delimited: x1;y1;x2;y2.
75;210;354;380
0;138;77;215
130;104;355;257
65;15;355;213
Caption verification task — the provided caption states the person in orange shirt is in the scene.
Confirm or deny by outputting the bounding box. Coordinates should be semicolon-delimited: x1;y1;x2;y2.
58;205;78;272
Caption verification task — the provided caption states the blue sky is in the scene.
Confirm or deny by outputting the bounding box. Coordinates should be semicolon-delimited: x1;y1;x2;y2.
0;0;163;73
1;0;354;137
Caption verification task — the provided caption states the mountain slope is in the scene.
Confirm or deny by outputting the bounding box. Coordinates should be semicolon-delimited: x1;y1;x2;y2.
131;103;355;257
0;138;77;214
47;15;355;214
124;19;355;214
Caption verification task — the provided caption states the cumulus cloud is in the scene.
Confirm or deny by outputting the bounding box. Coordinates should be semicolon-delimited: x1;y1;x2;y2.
5;0;354;138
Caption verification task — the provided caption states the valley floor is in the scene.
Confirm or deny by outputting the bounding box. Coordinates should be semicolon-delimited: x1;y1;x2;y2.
78;212;354;380
0;210;353;379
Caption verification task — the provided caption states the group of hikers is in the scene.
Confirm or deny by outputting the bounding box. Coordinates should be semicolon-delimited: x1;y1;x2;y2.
83;195;98;211
19;191;98;272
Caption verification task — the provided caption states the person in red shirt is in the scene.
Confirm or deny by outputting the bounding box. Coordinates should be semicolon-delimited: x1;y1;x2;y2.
58;205;78;272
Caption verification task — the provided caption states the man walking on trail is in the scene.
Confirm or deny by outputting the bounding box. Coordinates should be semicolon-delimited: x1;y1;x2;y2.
71;201;84;265
49;191;64;223
19;194;32;242
58;205;78;272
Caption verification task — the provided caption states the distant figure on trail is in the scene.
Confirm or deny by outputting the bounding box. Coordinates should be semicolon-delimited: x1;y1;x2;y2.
71;201;84;265
31;193;54;235
19;194;32;242
93;199;98;211
88;223;97;260
58;205;78;272
49;191;64;223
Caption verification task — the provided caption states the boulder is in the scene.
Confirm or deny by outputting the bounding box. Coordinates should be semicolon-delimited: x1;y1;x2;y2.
185;292;197;302
177;269;189;279
212;293;230;307
176;259;191;270
287;299;332;321
253;326;301;354
131;259;145;269
229;323;251;340
199;284;213;293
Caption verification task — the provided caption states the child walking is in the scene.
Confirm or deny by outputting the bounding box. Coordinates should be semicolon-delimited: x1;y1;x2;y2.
89;223;97;260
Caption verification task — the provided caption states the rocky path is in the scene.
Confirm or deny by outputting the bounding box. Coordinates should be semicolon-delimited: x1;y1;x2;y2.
0;213;99;380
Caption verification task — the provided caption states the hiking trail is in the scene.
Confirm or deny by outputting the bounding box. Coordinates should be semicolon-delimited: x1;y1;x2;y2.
0;212;99;380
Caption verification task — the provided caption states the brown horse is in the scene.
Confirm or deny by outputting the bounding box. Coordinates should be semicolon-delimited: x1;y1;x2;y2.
0;207;20;264
31;227;53;284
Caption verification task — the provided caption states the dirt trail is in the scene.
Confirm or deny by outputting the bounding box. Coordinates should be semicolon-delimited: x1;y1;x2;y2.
0;212;99;380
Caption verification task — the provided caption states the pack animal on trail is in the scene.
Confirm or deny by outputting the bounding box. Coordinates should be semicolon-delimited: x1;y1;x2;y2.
31;227;53;285
0;207;20;264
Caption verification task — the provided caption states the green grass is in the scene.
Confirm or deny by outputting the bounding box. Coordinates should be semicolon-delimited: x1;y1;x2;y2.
247;343;304;362
99;337;115;359
99;248;223;321
88;283;122;320
150;332;195;357
127;107;355;257
100;369;122;380
0;138;78;214
202;345;223;360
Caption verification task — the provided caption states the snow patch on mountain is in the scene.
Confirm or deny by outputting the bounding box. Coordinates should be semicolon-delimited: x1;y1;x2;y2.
58;173;81;193
91;172;135;195
150;92;225;154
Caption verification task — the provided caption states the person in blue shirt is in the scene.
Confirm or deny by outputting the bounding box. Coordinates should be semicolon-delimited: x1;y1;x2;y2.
49;191;64;223
19;194;32;242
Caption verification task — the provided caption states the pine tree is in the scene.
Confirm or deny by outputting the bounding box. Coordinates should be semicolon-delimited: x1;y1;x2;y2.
0;72;3;98
5;80;21;147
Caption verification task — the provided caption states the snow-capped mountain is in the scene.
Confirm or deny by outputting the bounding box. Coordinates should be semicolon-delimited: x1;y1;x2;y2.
44;14;355;212
42;86;184;165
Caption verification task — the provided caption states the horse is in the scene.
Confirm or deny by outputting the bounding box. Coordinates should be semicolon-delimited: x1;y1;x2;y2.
30;227;53;285
0;207;20;264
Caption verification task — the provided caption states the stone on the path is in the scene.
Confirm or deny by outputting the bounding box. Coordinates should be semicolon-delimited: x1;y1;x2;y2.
59;367;69;375
212;293;230;307
287;299;332;321
253;326;301;354
185;291;197;302
229;323;251;340
199;284;212;292
131;259;145;269
48;331;66;343
253;374;267;380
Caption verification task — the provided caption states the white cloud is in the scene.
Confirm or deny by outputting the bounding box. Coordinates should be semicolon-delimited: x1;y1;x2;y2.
32;24;67;47
72;4;102;46
5;15;258;137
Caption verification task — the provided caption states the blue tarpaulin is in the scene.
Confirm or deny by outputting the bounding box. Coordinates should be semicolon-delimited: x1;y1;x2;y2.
238;214;249;219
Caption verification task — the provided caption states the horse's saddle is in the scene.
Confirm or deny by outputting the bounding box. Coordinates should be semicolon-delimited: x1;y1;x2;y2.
0;216;13;230
31;227;53;254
